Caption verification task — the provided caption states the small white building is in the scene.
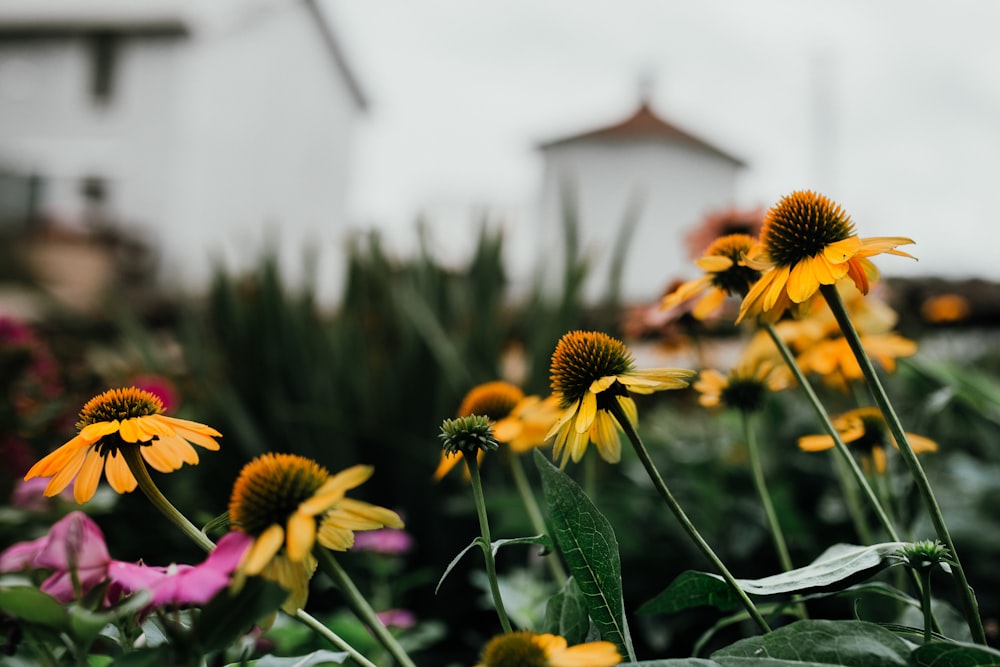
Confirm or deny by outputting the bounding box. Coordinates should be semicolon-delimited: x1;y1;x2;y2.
538;100;745;304
0;0;365;301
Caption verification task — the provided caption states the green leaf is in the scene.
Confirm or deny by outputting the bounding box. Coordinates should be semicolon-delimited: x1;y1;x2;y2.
435;536;485;594
489;534;553;557
534;450;634;661
639;570;742;615
251;650;349;666
912;640;1000;666
69;590;153;646
641;543;906;614
542;577;590;645
711;619;910;666
194;576;288;652
619;661;723;666
0;586;70;630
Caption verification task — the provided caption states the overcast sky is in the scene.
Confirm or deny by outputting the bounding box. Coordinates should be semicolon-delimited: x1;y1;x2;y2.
323;0;1000;282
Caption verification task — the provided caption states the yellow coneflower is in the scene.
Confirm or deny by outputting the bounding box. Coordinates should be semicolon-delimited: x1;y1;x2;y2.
798;407;938;475
228;454;403;612
476;631;621;667
24;387;221;504
661;233;762;319
436;382;562;479
694;356;788;412
795;333;917;392
546;331;694;466
738;190;915;323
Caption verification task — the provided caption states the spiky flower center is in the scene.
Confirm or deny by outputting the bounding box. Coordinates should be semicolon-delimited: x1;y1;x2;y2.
77;387;163;430
720;376;767;413
550;331;634;406
229;453;329;537
897;539;952;572
480;632;548;667
439;415;499;456
458;382;524;420
762;191;855;268
704;233;762;296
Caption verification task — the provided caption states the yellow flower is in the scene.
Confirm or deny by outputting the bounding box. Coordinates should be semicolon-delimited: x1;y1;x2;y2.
476;631;621;667
661;234;762;319
694;356;788;412
738;190;915;323
435;382;562;479
795;333;917;392
798;407;938;475
547;331;694;466
24;387;221;504
228;453;403;612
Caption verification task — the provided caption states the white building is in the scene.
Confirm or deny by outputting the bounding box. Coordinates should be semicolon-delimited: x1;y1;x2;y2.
0;0;365;301
538;100;745;304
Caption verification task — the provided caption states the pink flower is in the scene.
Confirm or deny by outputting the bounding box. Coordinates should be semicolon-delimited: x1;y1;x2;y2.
0;511;111;603
128;374;179;413
352;528;414;556
107;531;252;608
375;608;416;630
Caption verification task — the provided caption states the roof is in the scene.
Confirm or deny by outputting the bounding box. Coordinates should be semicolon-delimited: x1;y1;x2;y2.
539;101;744;166
0;0;366;109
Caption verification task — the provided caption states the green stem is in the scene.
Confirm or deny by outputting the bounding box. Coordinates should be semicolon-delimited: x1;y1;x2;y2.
121;446;214;553
919;568;933;644
762;323;900;542
819;284;986;644
741;410;793;572
314;549;417;667
608;401;771;633
294;608;378;667
464;451;513;633
507;452;568;583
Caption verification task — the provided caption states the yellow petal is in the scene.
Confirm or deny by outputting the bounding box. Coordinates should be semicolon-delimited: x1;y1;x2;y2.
575;393;597;434
152;414;223;437
285;511;317;562
616;395;638;429
823;236;862;263
798;434;835;452
73;449;105;504
25;436;91;479
695;255;734;272
692;287;727;319
43;445;89;498
140;442;182;473
243;524;285;575
79;420;121;443
762;265;790;312
903;433;938;454
787;258;818;304
591;412;621;463
590;376;617;393
118;418;142;443
104;452;138;493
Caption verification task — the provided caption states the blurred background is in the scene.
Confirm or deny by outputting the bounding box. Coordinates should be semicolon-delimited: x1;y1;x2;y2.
2;0;999;663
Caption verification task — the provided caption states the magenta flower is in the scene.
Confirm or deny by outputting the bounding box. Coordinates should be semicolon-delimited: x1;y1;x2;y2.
0;511;111;603
375;608;417;630
128;374;179;413
107;531;252;608
352;528;414;556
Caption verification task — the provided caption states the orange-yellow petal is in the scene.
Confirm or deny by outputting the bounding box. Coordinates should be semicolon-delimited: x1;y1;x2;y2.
43;445;89;497
798;434;836;452
73;449;105;504
243;524;285;576
24;436;90;480
104;452;138;493
286;511;317;562
575;392;597;434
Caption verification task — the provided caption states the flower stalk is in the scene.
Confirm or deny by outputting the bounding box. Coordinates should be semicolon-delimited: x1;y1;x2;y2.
740;410;793;573
607;400;770;633
466;451;513;633
819;283;986;644
315;548;418;667
121;446;214;553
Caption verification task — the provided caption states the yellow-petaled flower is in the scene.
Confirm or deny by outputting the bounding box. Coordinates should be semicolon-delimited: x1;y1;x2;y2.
24;387;221;504
476;631;621;667
546;331;695;466
798;407;938;475
795;333;917;392
661;234;762;319
229;453;403;612
737;190;915;323
435;382;562;479
694;357;788;413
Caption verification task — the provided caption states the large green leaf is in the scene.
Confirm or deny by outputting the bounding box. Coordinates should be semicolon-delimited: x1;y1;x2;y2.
250;651;349;666
619;662;723;667
534;451;635;661
641;543;906;614
0;586;69;630
542;577;590;645
912;640;1000;666
711;619;910;666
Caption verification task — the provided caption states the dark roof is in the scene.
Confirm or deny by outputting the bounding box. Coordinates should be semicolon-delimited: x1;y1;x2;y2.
539;101;744;166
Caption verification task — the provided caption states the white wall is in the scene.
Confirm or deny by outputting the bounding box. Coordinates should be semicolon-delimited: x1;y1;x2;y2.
539;139;740;304
163;3;359;304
